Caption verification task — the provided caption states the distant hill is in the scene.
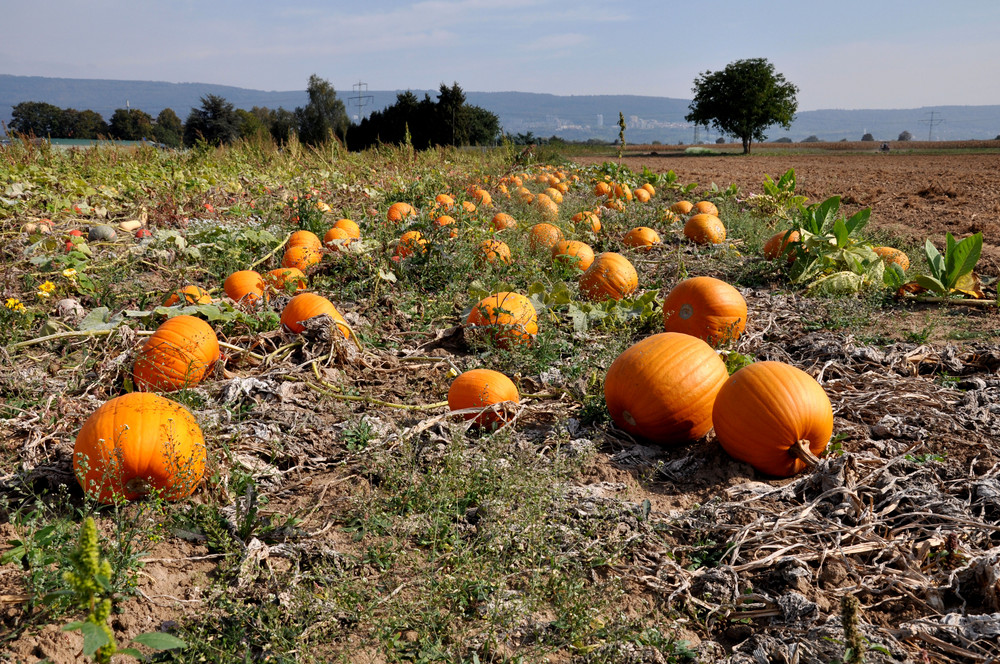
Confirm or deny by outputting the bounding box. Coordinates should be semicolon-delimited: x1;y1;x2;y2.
2;74;998;143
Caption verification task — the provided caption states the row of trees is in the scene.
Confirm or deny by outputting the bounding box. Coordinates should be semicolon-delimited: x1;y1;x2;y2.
6;76;500;151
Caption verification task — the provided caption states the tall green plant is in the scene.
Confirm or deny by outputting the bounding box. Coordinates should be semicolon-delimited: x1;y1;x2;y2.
912;232;983;297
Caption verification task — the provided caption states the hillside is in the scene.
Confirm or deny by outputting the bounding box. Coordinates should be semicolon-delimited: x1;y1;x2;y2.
2;74;998;143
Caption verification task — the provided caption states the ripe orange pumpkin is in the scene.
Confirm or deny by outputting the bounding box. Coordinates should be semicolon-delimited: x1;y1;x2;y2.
288;230;322;252
265;267;308;293
133;315;220;392
712;361;833;477
396;230;428;258
528;223;564;252
472;188;493;207
323;227;353;250
641;183;656;197
573;211;601;234
684;214;726;244
224;270;267;307
162;285;212;307
478;239;512;265
434;193;455;209
448;368;520;427
623;227;661;251
331;218;361;239
74;392;206;504
490;213;517;232
692;201;719;216
551;240;595;271
873;246;910;271
579;252;638;301
466;291;538;348
670;201;694;215
604;332;728;444
280;292;351;338
594;181;612;197
387;202;416;224
763;229;801;260
662;276;747;347
282;244;323;270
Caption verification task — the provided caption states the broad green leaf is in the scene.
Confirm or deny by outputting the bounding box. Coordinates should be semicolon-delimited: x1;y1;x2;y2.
945;232;982;288
78;307;119;331
79;621;111;656
833;219;849;248
883;263;906;289
844;207;870;235
913;275;947;296
806;271;864;295
924;239;945;280
131;632;187;650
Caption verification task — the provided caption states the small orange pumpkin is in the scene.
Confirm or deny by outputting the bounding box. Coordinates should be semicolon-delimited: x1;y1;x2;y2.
692;201;719;216
224;270;267;307
490;213;517;232
528;223;564;253
265;267;308;293
162;285;212;307
448;368;520;427
684;214;726;244
623;227;661;251
873;246;910;271
763;229;801;261
579;252;638;302
288;230;322;252
282;244;323;270
670;200;694;215
604;332;728;445
466;291;538;348
332;218;361;239
396;230;428;258
551;240;595;271
323;227;353;250
713;361;833;477
662;276;747;347
280;292;351;338
74;392;206;504
387;202;416;224
133;315;220;392
478;239;512;265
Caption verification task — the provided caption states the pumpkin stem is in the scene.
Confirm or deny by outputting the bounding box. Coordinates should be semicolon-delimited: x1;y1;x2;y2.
789;439;822;468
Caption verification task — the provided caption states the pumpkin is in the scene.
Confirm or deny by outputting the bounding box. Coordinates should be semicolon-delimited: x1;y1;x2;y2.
280;292;351;338
162;285;212;307
762;229;801;260
663;276;747;347
448;368;520;427
466;291;538;348
684;214;726;244
434;193;455;209
88;224;117;242
536;197;559;222
332;218;361;239
528;223;564;252
133;315;220;393
396;230;428;258
542;187;563;204
623;227;661;251
692;201;719;216
873;246;910;271
74;392;206;504
712;361;833;477
288;230;322;252
579;252;638;302
224;270;266;307
604;332;728;444
472;188;493;207
641;183;656;197
633;188;651;203
573;211;601;234
490;213;517;232
461;200;477;214
551;240;595;271
670;201;694;215
265;267;308;293
387;202;416;224
478;239;512;265
594;181;612;197
323;227;352;250
282;244;323;270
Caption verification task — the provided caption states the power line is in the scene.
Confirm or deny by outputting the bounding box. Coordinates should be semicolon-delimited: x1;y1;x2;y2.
921;111;945;141
347;81;374;122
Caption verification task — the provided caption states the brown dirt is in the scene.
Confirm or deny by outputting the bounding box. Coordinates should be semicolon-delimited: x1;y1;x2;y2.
575;145;1000;275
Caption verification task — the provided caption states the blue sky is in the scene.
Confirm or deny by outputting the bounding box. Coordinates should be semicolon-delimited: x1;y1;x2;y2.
3;0;999;110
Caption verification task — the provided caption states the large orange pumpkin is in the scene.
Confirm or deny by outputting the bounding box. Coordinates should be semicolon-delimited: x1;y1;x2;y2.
466;292;538;348
74;392;206;504
490;213;517;232
133;315;220;392
623;227;661;252
670;201;694;215
528;223;564;253
288;230;322;252
692;201;719;216
579;252;638;302
162;285;212;307
712;361;833;477
280;292;351;338
224;270;266;307
387;202;416;224
662;276;747;347
331;218;361;239
448;368;520;427
684;214;726;244
604;332;728;444
551;240;595;271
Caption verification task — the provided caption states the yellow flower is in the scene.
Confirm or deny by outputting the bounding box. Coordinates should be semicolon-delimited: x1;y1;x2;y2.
62;268;78;279
4;297;26;313
39;281;56;293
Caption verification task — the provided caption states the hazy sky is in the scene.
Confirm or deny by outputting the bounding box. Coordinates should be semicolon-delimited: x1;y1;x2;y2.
3;0;999;111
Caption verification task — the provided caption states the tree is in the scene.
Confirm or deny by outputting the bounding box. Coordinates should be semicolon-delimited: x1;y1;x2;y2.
685;58;798;154
295;75;349;145
861;133;875;142
70;110;110;139
184;95;240;146
109;108;154;140
154;108;183;147
897;130;913;141
801;135;820;143
9;101;65;136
